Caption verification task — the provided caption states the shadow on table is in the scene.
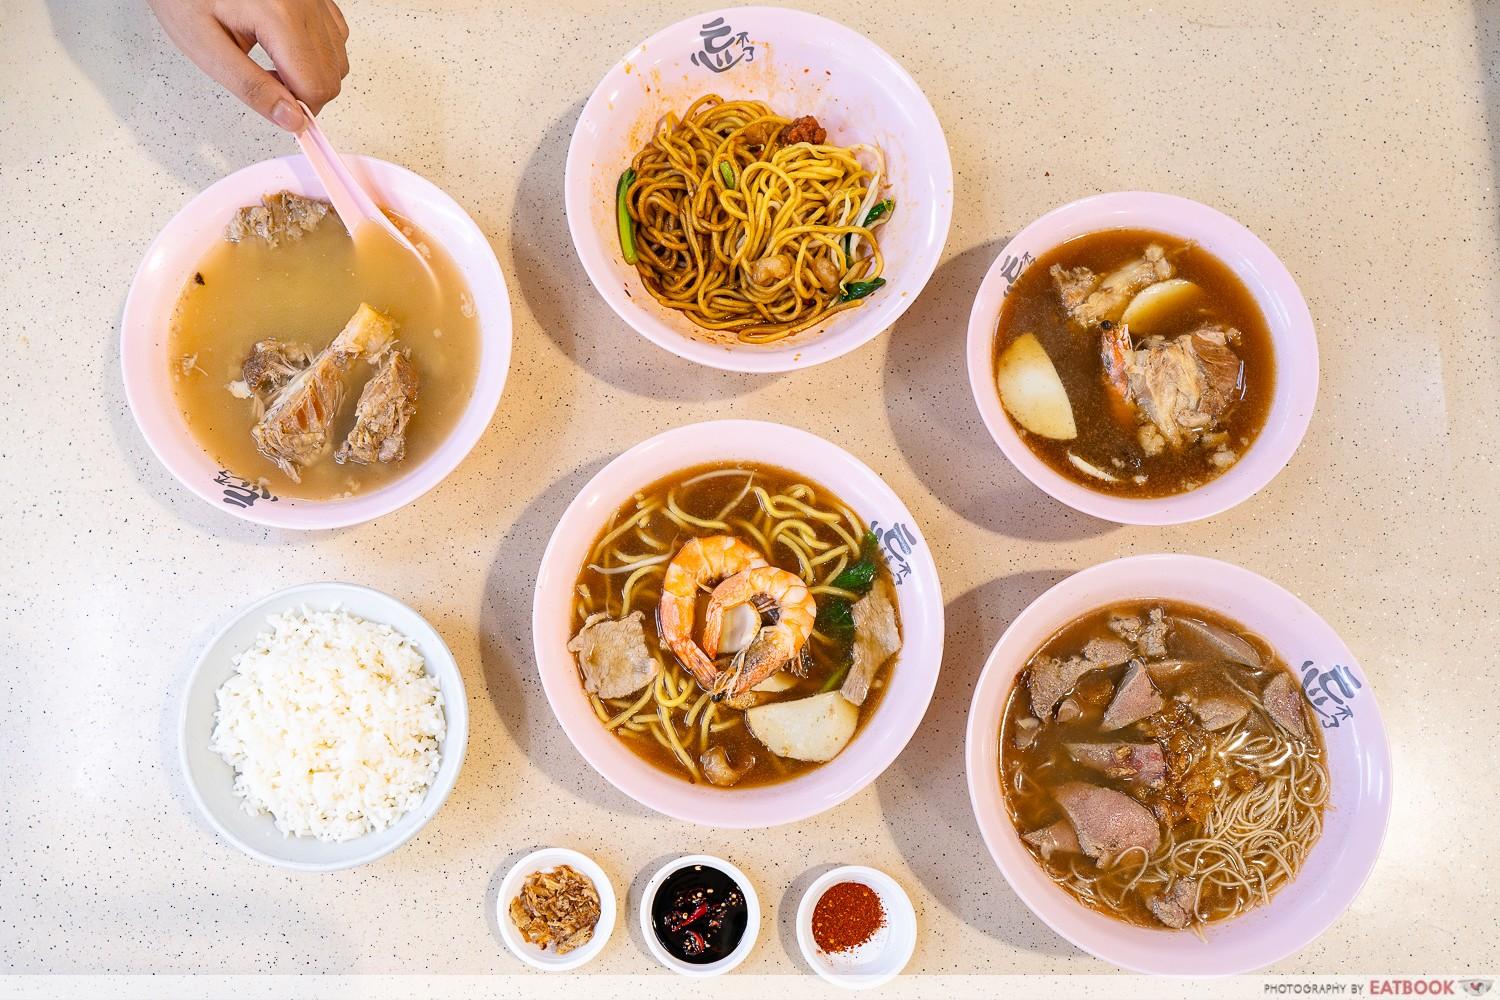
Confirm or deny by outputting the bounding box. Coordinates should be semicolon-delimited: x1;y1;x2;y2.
478;457;655;823
878;569;1076;958
42;2;283;191
507;103;772;403
882;239;1114;544
99;286;318;547
1477;2;1500;234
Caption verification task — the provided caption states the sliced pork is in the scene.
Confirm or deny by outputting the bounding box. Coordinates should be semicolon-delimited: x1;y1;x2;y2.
1023;819;1082;859
1263;672;1310;739
1148;877;1199;929
567;610;659;699
1101;662;1164;729
1027;655;1095;720
1053;782;1161;860
1065;741;1167;787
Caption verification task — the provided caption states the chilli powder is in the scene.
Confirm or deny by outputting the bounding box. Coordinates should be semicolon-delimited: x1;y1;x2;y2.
811;881;886;954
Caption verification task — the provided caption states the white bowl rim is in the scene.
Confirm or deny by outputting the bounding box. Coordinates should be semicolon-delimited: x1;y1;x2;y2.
563;5;954;373
530;418;945;827
495;847;618;971
962;553;1393;974
964;190;1318;525
121;153;513;530
638;853;762;976
177;581;470;872
795;864;918;990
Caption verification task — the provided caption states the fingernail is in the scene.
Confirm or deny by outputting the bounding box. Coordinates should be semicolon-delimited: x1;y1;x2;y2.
271;99;306;132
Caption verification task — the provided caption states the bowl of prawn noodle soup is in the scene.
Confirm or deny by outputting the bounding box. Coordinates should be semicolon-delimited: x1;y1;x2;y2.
532;420;943;827
564;7;953;372
965;555;1390;974
121;154;512;529
965;192;1316;524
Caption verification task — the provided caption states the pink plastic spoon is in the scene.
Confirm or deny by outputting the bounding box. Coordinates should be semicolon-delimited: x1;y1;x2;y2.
292;100;436;282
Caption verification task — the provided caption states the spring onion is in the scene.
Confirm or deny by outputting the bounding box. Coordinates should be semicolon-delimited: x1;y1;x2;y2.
844;198;895;261
616;168;637;264
719;161;737;189
839;278;886;302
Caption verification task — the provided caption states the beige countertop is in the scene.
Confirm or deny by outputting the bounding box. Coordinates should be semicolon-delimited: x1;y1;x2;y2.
3;0;1497;983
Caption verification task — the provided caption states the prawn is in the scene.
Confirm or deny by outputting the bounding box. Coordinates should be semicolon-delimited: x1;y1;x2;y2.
701;566;816;701
659;535;767;690
1100;323;1139;427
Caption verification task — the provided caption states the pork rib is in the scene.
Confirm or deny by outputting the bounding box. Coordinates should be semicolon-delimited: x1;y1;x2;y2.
251;303;394;481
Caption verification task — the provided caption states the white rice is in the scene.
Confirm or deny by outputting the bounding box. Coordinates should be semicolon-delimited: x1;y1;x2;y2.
210;607;446;842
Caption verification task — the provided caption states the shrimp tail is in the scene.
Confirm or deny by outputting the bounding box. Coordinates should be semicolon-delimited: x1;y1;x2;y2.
673;639;723;692
712;631;785;701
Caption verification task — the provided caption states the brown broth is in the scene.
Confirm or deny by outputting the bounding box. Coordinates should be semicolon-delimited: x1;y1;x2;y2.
994;229;1275;498
998;600;1326;929
572;462;899;788
167;209;481;500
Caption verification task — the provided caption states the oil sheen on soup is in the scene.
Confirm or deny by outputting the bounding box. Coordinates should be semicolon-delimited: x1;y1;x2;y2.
168;193;481;500
569;462;903;789
993;230;1274;498
998;600;1327;931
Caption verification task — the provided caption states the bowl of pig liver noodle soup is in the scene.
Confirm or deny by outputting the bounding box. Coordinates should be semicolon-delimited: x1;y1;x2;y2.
966;192;1317;525
965;555;1391;975
121;154;512;529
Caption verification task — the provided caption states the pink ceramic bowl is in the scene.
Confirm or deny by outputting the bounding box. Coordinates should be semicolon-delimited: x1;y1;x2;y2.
121;154;512;529
565;7;953;372
532;420;944;826
965;555;1391;974
965;192;1317;525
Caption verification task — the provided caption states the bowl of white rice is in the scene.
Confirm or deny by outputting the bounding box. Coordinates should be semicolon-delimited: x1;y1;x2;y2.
180;582;468;871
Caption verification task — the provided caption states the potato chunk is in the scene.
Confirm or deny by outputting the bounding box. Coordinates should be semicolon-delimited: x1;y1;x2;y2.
745;691;859;763
996;333;1077;440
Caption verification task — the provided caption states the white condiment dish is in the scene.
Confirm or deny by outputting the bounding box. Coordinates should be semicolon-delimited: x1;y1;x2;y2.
639;854;761;977
796;865;917;990
179;582;468;872
496;847;617;972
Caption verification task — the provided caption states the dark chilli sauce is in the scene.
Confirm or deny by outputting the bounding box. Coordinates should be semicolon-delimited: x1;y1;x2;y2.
650;863;748;964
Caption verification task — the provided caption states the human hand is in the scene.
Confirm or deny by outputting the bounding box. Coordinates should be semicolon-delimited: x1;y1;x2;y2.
149;0;350;132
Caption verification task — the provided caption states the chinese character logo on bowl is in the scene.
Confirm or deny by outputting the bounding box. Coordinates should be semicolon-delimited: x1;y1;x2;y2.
690;17;754;73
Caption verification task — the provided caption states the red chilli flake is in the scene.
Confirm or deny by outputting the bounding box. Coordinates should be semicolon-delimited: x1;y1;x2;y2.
811;881;886;954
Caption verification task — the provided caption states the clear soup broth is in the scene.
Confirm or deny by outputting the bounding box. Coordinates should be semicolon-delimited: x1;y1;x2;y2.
167;204;480;500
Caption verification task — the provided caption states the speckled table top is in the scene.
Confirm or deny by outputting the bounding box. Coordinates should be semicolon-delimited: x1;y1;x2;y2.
2;0;1498;983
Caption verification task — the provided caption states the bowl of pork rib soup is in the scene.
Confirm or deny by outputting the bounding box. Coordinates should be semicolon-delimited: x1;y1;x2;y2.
966;192;1317;525
122;154;512;528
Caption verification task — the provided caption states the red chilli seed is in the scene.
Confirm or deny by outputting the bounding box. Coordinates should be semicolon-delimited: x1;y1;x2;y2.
811;881;886;954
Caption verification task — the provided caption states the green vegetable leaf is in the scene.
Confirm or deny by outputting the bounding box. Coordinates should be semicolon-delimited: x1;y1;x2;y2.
719;161;737;190
819;659;854;693
830;531;881;594
815;597;855;642
616;168;638;265
839;278;886;303
843;199;895;261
